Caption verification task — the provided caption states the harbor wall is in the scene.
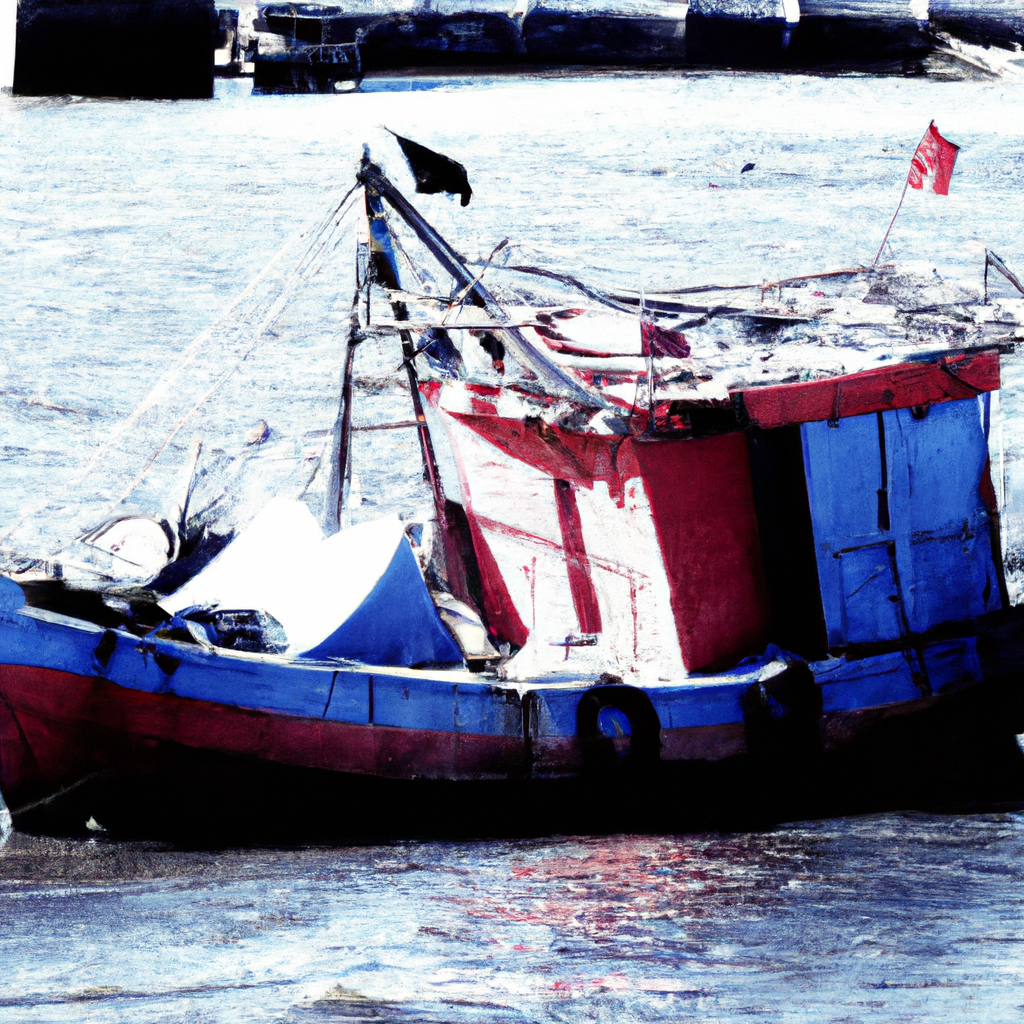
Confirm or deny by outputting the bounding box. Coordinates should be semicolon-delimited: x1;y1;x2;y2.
14;0;218;98
249;0;1024;86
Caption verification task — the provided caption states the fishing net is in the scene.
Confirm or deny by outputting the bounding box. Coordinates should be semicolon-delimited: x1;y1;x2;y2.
0;186;363;583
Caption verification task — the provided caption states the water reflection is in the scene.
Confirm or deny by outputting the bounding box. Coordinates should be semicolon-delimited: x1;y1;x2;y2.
2;814;1024;1021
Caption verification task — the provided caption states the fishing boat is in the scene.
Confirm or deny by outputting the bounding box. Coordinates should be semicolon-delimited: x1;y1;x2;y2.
1;150;1024;841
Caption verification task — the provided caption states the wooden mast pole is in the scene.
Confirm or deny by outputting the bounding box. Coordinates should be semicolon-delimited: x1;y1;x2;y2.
360;165;469;602
873;177;910;268
333;302;361;530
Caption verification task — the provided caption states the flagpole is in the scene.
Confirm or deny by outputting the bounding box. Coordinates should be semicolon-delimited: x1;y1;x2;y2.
872;176;910;267
872;123;932;268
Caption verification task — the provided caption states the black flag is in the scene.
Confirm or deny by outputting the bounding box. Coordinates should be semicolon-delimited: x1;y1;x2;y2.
388;130;472;207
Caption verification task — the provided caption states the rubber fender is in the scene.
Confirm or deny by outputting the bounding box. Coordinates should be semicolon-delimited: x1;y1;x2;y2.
742;660;823;761
576;684;661;768
93;630;118;671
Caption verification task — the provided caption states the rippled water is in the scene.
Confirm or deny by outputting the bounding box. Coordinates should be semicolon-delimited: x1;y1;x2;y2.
2;70;1024;1022
2;813;1024;1021
2;72;1024;560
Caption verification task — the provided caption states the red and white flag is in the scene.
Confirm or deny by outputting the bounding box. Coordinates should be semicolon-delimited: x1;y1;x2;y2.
907;121;960;196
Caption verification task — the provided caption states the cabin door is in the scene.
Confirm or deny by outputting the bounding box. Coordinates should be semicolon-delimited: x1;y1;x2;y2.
801;397;1001;650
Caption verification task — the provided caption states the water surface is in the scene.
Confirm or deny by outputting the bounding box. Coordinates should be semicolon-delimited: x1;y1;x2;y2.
3;813;1024;1021
2;71;1024;1023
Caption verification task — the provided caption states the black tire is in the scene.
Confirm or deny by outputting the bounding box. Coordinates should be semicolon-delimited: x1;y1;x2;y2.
576;684;662;771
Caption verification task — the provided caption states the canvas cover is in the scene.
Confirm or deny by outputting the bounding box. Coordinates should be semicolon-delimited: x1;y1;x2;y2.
164;498;462;666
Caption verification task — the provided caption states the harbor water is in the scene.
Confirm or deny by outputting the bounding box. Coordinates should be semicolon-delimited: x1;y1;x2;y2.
2;70;1024;1020
3;814;1024;1021
2;72;1024;557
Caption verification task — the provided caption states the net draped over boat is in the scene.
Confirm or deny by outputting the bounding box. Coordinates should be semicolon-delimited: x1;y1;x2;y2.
0;188;365;579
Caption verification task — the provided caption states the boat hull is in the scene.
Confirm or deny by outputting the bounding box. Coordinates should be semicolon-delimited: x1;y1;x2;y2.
3;657;1023;842
3;563;1024;841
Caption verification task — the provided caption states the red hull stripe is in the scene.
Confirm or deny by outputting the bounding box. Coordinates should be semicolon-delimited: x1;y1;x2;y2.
0;664;528;801
0;664;759;804
738;351;999;429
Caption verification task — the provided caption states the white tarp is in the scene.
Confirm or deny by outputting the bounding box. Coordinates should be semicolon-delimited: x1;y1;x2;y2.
164;497;407;655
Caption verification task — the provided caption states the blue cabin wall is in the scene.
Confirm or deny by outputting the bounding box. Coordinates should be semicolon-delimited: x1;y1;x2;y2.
888;402;1001;631
802;397;1001;650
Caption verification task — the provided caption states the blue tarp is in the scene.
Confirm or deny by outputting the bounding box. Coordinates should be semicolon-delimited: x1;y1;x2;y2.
300;534;463;666
165;500;463;668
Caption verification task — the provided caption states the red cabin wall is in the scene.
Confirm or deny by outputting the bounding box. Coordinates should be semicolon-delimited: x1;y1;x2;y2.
739;350;1000;429
626;434;772;672
447;409;772;674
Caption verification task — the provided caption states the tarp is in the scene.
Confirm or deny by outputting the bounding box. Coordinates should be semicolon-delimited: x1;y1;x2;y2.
164;498;462;667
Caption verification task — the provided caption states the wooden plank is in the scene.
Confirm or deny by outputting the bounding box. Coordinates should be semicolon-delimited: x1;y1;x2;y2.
801;397;1001;649
738;349;1000;428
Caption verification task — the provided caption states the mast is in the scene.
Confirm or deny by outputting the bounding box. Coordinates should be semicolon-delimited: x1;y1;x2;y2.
357;154;603;410
325;219;370;534
351;151;607;623
330;302;361;533
359;171;472;604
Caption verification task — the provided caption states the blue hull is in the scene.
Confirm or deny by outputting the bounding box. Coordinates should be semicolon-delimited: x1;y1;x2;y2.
2;575;1024;839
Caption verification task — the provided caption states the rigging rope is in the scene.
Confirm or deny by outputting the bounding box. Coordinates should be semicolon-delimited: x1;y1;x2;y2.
95;185;363;521
0;183;363;565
